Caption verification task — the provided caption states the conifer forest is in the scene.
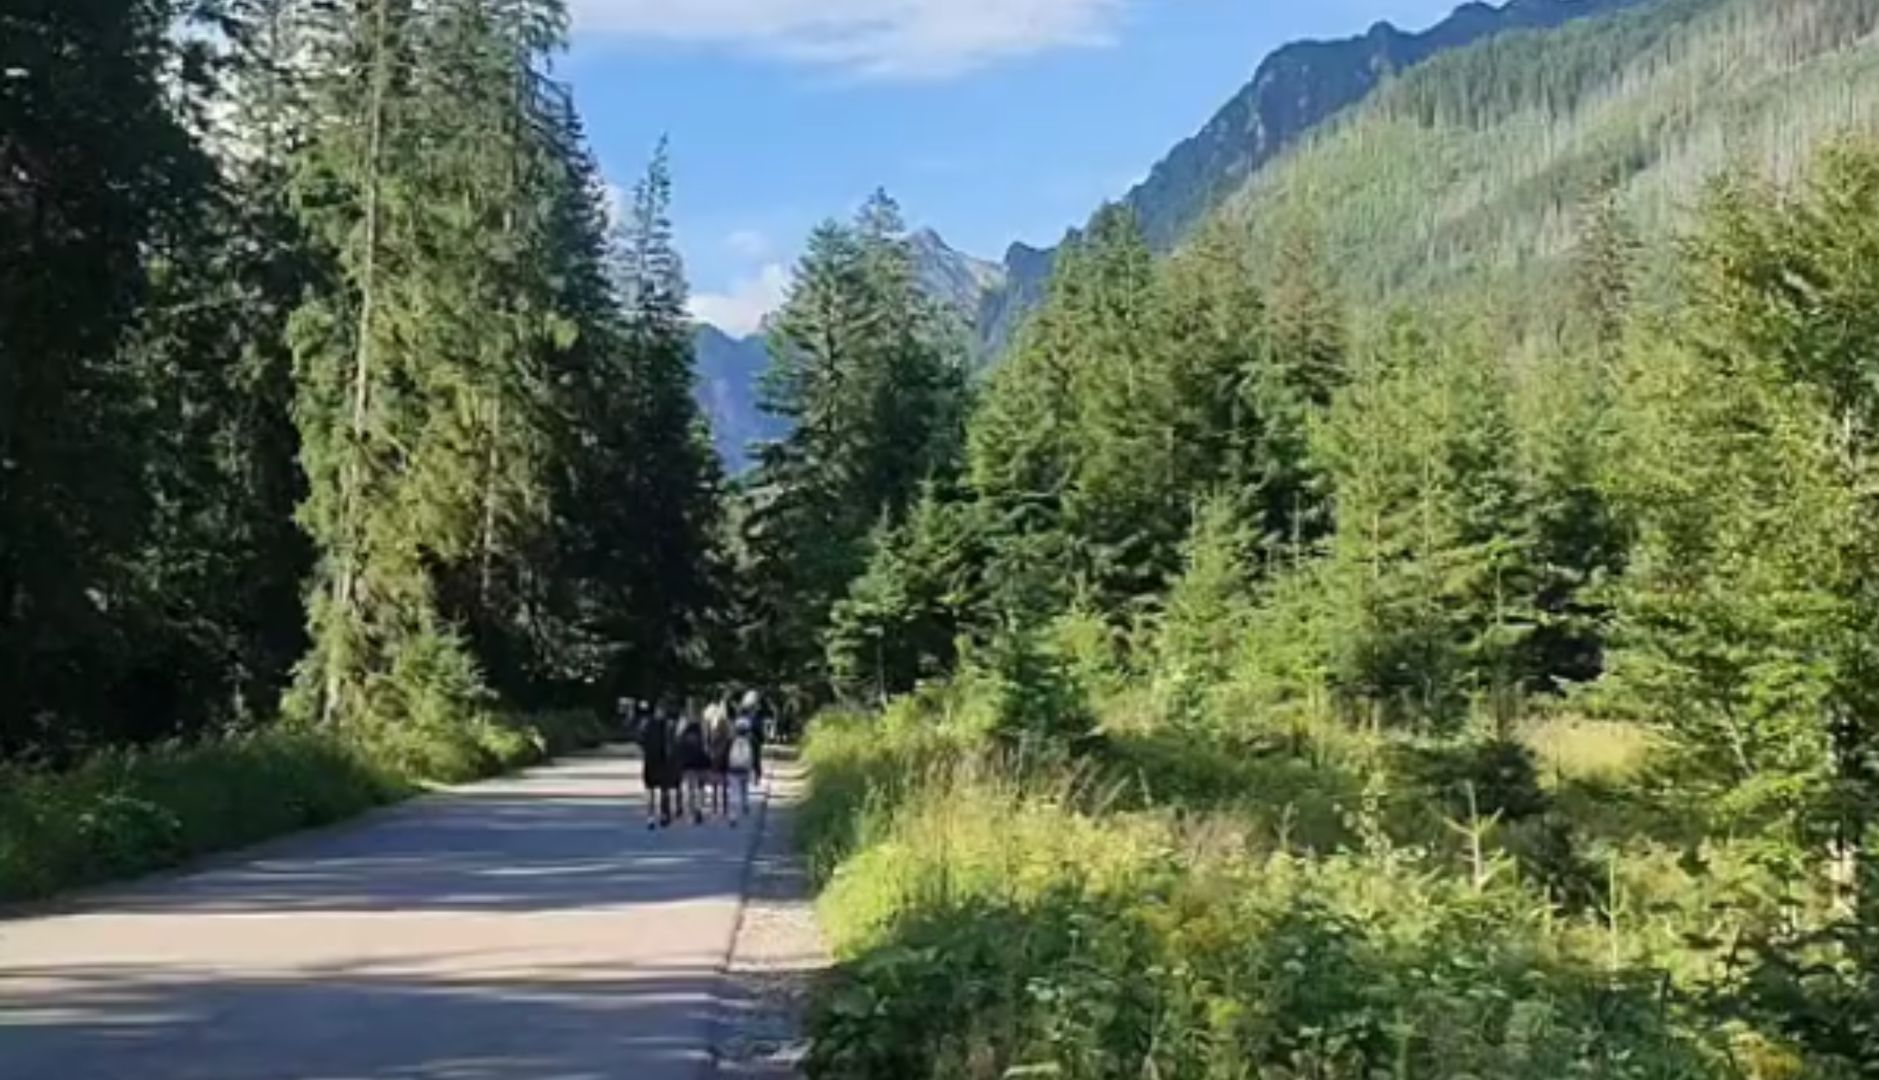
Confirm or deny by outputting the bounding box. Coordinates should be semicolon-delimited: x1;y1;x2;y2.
6;0;1879;1076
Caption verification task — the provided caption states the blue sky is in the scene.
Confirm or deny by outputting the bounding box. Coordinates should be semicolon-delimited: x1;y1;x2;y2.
560;0;1467;333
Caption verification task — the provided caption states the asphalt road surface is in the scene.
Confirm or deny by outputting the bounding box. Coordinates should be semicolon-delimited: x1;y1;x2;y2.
0;747;771;1080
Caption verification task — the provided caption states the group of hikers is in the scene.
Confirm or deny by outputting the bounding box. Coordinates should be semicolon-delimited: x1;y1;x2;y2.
626;691;770;830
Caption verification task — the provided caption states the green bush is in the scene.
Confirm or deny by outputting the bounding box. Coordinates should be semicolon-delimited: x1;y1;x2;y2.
0;730;406;902
800;705;1836;1080
0;708;613;904
807;763;1730;1079
800;706;972;885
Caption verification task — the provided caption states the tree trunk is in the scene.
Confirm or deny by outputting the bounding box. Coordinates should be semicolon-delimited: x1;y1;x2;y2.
324;0;392;725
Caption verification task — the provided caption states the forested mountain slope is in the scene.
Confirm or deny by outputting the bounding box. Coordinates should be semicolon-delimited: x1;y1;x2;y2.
790;3;1879;1070
1221;0;1879;318
976;0;1644;353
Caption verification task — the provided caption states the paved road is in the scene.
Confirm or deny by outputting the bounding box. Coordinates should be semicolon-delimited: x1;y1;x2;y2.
0;748;772;1080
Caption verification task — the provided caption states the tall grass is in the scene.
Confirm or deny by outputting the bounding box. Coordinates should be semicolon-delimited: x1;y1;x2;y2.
0;708;613;904
799;700;1835;1079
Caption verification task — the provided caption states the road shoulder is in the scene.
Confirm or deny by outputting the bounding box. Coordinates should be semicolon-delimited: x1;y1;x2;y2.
715;756;828;1077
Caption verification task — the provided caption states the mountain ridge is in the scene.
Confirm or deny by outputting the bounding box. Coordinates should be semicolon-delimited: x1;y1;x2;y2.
698;0;1658;468
975;0;1647;353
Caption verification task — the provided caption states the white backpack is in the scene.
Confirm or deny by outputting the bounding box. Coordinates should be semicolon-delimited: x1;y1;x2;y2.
729;733;754;772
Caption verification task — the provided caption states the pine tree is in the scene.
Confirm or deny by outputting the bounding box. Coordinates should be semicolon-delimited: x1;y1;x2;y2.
0;0;218;753
286;0;573;755
1571;180;1639;358
826;486;983;702
968;206;1162;621
1600;143;1879;846
122;0;323;729
1152;493;1255;726
742;191;967;698
590;141;729;702
1315;315;1535;732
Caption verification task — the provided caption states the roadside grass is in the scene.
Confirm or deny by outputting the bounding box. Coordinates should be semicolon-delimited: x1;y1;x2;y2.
798;704;1831;1079
0;708;613;905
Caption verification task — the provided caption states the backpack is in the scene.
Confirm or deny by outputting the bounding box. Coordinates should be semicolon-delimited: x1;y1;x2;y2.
677;721;705;761
729;734;754;773
640;714;668;757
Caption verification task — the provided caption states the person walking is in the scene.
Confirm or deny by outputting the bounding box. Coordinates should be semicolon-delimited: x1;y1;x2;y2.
638;700;679;829
726;713;760;826
705;700;734;820
674;702;712;825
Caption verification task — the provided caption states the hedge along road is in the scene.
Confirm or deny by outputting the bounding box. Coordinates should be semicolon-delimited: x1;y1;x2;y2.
0;746;774;1080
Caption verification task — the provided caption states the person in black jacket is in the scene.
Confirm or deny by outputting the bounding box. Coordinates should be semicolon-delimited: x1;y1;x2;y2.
639;700;680;829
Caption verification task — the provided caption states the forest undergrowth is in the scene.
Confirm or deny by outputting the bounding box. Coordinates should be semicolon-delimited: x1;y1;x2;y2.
0;710;610;904
800;691;1867;1079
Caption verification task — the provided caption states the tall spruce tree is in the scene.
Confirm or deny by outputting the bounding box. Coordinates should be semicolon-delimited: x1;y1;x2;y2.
1314;315;1534;731
122;0;323;730
742;191;967;698
0;0;219;754
559;141;725;702
287;0;571;758
1601;145;1879;849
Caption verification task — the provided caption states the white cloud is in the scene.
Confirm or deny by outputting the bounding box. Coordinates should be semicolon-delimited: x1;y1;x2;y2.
570;0;1126;78
601;182;629;229
726;229;773;260
691;263;791;336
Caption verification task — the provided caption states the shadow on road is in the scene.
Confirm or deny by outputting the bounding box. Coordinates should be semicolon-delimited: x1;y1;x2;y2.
0;958;764;1080
0;747;783;1078
88;797;753;916
53;748;765;917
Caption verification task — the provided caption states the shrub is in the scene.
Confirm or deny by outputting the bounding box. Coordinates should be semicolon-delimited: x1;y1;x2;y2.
0;708;612;904
799;705;972;884
808;766;1731;1079
0;730;406;902
801;702;1831;1080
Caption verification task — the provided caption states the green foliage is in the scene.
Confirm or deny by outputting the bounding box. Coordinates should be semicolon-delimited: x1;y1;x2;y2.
1151;494;1256;726
0;708;609;904
798;101;1879;1080
975;625;1098;755
0;0;231;754
0;731;405;903
803;723;1737;1080
543;141;728;704
741;192;971;700
1313;315;1536;731
1595;147;1879;841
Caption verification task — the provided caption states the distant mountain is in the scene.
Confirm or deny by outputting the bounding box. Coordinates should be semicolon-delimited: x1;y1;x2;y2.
909;228;1006;322
1217;0;1879;313
696;0;1655;466
696;228;999;472
693;324;784;474
975;0;1646;354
